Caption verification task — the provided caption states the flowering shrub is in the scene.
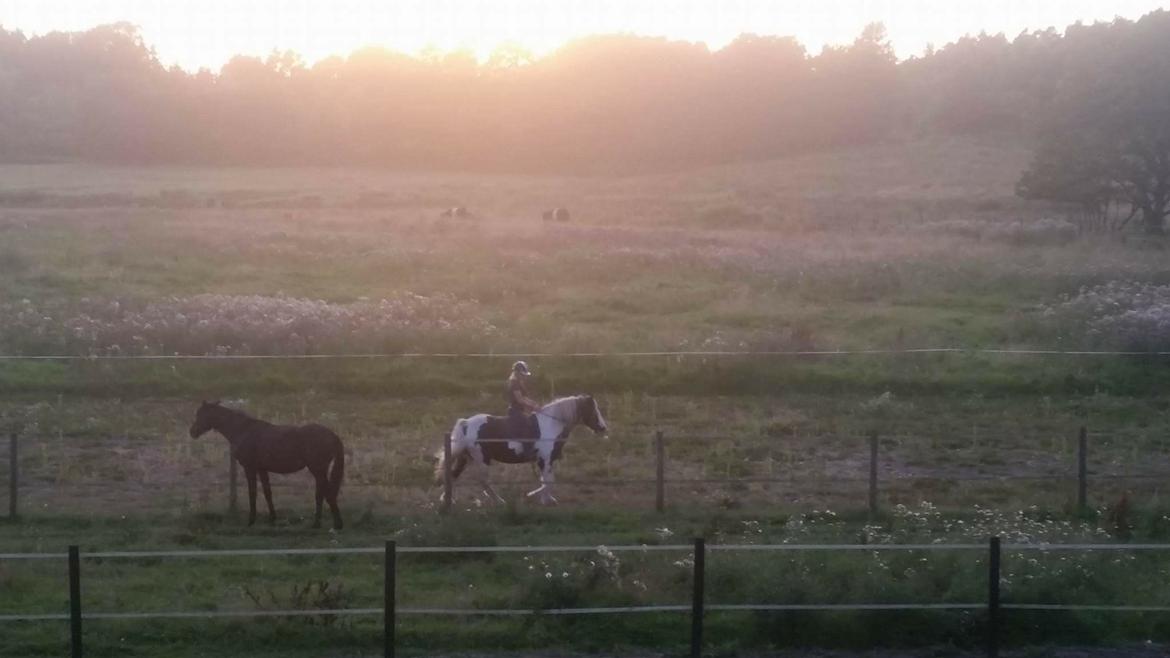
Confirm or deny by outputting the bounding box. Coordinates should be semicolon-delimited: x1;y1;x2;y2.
1042;281;1170;350
512;546;637;610
0;294;496;355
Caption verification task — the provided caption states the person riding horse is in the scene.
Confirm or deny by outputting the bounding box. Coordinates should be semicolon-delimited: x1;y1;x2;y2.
507;360;540;438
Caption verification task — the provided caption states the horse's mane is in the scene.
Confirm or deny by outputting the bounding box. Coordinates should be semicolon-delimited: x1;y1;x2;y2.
211;403;251;418
542;395;582;408
208;403;268;427
540;395;586;422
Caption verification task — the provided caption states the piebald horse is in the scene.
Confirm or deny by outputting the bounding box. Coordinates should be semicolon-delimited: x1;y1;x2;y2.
436;395;607;505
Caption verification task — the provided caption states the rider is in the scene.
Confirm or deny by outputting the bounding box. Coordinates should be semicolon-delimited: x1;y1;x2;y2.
506;360;541;438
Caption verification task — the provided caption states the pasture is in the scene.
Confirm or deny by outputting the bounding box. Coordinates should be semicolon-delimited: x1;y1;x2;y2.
3;137;1170;656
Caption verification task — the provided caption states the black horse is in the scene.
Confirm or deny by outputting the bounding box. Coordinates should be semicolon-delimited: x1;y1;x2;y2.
189;401;345;529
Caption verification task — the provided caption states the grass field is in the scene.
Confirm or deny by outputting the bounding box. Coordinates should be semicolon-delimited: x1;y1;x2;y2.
4;137;1170;655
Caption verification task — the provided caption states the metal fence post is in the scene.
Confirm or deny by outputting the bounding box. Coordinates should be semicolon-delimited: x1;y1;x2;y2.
655;431;665;513
868;431;879;519
1077;426;1088;515
987;536;1001;658
8;432;17;520
441;432;453;515
228;449;238;514
385;540;396;658
691;537;706;658
69;545;82;658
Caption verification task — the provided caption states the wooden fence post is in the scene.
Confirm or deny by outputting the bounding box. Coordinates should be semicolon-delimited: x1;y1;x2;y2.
1077;426;1088;515
987;535;1001;658
8;432;17;520
655;431;665;513
691;537;706;658
228;449;238;514
69;544;82;658
441;432;453;515
384;540;396;658
868;432;879;519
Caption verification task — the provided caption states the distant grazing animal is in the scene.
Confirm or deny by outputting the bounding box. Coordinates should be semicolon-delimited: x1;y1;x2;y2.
542;207;570;222
440;206;470;218
435;395;607;506
189;401;345;529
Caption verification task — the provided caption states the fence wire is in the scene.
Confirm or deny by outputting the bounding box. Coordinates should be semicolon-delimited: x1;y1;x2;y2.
4;347;1170;361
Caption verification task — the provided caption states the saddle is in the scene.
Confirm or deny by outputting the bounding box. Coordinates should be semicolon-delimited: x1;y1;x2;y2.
508;413;540;440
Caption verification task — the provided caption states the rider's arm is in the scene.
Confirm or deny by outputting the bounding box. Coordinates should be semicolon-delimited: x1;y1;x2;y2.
516;380;540;412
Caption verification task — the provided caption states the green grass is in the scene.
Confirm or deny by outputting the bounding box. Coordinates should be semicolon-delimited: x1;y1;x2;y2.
5;505;1170;656
4;138;1170;654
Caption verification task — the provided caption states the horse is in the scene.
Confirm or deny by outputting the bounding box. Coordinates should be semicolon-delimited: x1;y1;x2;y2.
440;206;470;218
542;207;570;222
189;401;346;530
435;395;607;506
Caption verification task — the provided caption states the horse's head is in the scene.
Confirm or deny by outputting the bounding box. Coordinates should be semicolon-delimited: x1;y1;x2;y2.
578;395;608;436
189;400;222;438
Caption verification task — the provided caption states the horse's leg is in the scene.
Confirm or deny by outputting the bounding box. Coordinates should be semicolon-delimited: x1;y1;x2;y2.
325;483;342;531
463;446;498;505
541;466;558;506
311;468;326;529
258;470;276;524
472;459;504;505
245;466;258;526
481;466;505;505
526;459;556;505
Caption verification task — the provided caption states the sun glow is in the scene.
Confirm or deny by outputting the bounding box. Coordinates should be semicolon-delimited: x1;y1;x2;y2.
1;0;1167;71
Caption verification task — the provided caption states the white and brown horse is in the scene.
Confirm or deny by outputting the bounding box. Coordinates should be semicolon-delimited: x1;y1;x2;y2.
436;395;607;505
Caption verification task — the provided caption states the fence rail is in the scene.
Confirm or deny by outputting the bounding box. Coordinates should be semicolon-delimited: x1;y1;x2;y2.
6;424;1166;521
3;539;1170;658
429;426;1162;518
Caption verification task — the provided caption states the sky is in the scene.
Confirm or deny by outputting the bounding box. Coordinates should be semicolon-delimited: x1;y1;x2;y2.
1;0;1167;71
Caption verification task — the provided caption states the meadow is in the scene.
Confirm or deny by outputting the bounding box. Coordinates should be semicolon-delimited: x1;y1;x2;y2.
3;137;1170;656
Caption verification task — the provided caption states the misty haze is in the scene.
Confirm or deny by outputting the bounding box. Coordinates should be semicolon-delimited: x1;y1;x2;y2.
3;4;1170;658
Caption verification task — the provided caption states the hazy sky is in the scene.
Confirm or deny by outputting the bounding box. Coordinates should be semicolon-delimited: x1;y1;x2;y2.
2;0;1167;71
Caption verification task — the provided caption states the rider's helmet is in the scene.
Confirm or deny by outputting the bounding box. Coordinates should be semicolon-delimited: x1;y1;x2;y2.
512;360;531;376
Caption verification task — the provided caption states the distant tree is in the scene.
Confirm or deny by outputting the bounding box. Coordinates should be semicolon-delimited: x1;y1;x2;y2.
3;11;1170;172
1017;12;1170;235
1015;132;1117;231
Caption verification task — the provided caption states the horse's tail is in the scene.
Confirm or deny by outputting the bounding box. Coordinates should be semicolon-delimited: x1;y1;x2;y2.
329;436;345;497
434;419;471;486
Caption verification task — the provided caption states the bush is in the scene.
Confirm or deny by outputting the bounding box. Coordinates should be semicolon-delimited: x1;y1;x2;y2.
1042;281;1170;350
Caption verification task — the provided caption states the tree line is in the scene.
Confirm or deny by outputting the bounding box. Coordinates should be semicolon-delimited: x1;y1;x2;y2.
0;11;1167;210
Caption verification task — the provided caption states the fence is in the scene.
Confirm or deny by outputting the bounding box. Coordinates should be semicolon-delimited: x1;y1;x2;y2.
435;425;1146;516
2;425;1160;520
4;539;1170;658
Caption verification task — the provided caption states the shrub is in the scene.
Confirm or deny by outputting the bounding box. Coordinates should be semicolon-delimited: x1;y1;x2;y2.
1041;281;1170;350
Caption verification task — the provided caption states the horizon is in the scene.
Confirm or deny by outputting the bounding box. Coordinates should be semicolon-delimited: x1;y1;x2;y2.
1;0;1168;72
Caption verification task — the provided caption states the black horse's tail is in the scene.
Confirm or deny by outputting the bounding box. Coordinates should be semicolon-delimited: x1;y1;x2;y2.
329;436;345;497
